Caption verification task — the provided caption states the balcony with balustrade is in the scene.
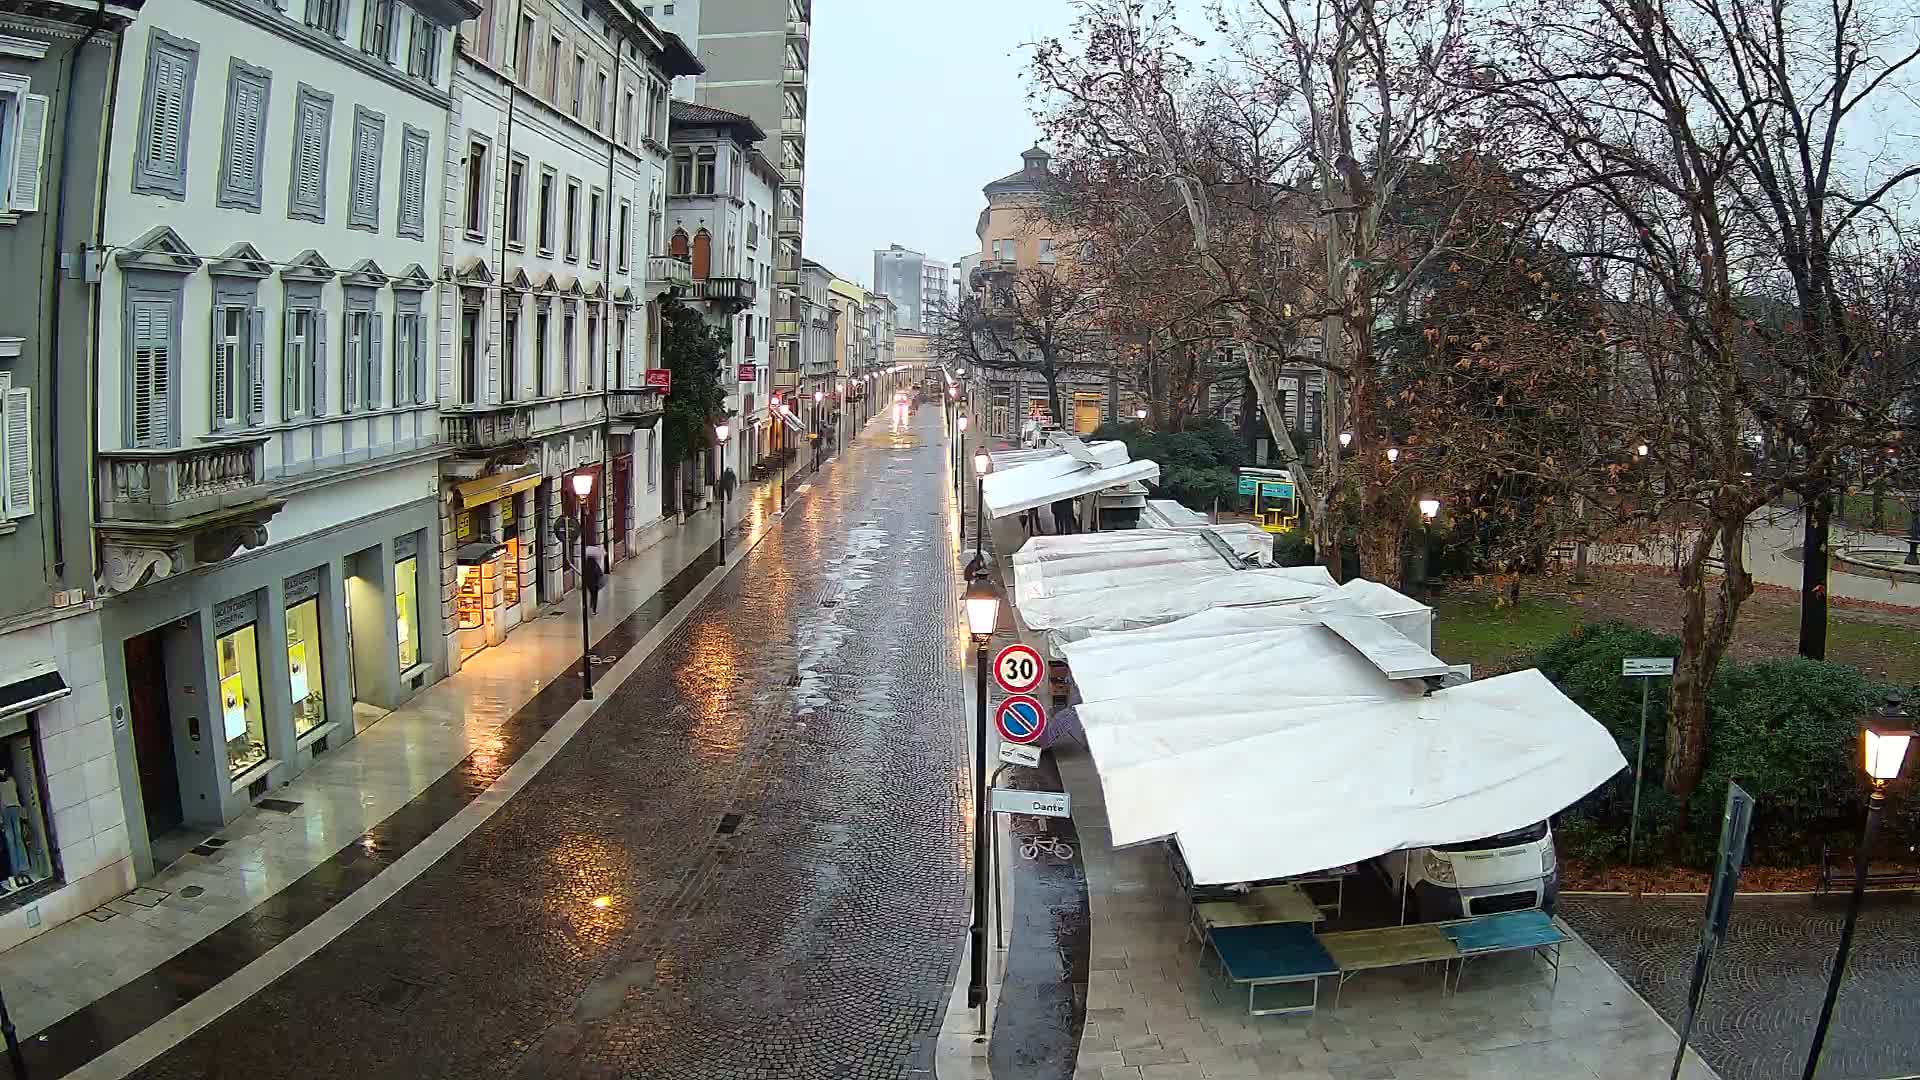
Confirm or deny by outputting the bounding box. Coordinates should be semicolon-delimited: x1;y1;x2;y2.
95;438;285;594
694;276;757;311
644;254;694;302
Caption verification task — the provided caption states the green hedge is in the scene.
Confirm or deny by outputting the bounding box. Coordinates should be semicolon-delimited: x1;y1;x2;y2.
1538;622;1900;867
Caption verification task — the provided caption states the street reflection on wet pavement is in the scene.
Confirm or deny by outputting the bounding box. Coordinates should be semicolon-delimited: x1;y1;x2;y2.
125;407;971;1080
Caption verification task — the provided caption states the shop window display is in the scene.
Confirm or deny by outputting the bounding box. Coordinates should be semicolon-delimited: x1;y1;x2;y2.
218;623;268;778
395;556;421;670
0;720;53;896
286;597;328;737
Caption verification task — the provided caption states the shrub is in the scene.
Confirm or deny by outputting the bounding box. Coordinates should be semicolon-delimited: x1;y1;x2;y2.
1537;622;1892;867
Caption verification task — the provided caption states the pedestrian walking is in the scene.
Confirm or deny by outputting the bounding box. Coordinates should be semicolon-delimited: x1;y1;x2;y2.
1050;497;1077;535
582;541;606;615
1021;507;1041;536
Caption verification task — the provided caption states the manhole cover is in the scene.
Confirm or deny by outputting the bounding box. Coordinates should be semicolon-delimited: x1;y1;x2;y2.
717;813;743;835
257;798;302;813
179;885;206;899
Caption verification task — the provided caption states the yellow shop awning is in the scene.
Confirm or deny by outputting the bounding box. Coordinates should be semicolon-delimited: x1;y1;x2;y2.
455;465;543;508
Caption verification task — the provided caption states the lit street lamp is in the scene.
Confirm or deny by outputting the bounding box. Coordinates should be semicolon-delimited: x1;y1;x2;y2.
1637;443;1651;458
1803;693;1916;1079
962;576;1002;1025
1419;497;1441;521
957;414;970;499
1386;447;1400;464
1135;408;1148;421
714;422;731;564
1339;431;1353;448
569;470;596;701
972;449;993;565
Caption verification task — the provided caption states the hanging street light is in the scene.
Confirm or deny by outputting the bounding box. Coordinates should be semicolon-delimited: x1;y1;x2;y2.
569;470;596;701
714;422;731;563
972;450;993;565
962;575;1001;1026
1803;692;1917;1079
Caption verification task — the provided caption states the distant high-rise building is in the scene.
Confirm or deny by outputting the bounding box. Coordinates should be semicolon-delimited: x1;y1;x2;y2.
643;0;811;394
875;245;928;332
921;260;952;331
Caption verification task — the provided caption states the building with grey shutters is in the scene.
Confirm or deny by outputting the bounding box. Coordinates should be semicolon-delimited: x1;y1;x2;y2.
644;0;809;406
0;0;143;951
86;0;474;909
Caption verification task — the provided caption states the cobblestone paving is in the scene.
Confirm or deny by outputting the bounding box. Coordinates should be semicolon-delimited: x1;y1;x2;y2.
129;409;971;1080
1563;893;1920;1080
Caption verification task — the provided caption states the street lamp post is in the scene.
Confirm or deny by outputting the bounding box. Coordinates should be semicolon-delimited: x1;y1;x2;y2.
963;577;1001;1029
1904;493;1918;565
1803;693;1916;1079
715;422;731;564
570;471;596;701
973;449;993;564
813;389;824;474
957;414;970;498
1417;497;1441;591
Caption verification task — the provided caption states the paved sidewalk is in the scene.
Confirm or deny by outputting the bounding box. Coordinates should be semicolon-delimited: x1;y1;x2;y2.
0;476;786;1040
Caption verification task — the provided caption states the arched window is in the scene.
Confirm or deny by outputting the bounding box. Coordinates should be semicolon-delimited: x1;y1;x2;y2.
669;228;689;261
691;229;711;280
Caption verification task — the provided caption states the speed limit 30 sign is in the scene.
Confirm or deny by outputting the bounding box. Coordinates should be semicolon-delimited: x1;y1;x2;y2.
993;643;1047;695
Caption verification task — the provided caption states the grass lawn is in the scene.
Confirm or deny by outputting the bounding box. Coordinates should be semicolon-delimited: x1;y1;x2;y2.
1429;592;1581;675
1431;568;1920;681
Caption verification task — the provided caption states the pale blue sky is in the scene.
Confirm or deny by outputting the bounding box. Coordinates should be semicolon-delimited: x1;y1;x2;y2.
802;1;1078;289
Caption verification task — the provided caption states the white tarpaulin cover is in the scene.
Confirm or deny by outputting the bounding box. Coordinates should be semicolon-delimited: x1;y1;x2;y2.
1061;606;1627;885
982;458;1161;518
1017;566;1339;657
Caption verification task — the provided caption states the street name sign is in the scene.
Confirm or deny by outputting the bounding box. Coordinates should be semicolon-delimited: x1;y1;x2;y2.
991;788;1071;818
998;743;1040;768
1623;657;1676;677
994;694;1047;745
992;643;1046;695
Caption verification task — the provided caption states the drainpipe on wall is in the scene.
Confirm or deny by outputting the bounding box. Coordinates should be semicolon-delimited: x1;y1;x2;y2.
44;0;113;588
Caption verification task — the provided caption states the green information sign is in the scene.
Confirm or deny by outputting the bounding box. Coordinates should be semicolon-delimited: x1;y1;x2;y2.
1239;478;1296;501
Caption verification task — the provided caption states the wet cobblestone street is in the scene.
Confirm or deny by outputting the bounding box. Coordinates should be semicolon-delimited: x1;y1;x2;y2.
1563;893;1920;1080
126;409;972;1080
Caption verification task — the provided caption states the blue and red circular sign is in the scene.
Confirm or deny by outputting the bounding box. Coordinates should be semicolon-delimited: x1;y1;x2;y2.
995;694;1048;745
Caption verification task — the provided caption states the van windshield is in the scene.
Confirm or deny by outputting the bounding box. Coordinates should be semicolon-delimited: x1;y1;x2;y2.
1434;821;1548;853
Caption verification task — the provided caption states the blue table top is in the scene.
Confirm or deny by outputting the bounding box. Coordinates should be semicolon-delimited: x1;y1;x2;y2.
1210;922;1339;982
1439;909;1565;954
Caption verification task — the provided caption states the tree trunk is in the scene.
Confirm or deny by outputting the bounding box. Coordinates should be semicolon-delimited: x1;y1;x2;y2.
1665;514;1755;799
1799;487;1830;659
1871;480;1885;530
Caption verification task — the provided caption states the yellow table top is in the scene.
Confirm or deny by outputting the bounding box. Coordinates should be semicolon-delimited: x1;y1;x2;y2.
1194;884;1325;929
1318;924;1460;970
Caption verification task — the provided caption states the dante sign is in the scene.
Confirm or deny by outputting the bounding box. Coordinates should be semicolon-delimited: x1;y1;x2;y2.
643;369;672;392
990;788;1071;818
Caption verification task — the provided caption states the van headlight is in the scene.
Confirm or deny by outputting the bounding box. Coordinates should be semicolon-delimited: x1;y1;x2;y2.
1422;850;1456;884
1541;844;1557;875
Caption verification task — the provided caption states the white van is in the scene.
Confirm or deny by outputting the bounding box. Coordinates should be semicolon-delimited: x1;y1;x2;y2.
1375;820;1559;920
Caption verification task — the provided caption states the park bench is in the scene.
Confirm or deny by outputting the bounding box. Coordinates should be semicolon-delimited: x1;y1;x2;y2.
1315;924;1459;1008
1207;922;1339;1017
1437;908;1568;993
1816;847;1920;894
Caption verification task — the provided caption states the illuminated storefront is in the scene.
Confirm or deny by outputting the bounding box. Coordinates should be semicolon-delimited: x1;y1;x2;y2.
101;501;444;842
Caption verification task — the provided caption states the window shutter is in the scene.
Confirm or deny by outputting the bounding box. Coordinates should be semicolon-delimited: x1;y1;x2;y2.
353;120;377;222
400;132;426;235
311;310;328;416
10;94;49;213
369;312;384;408
149;52;188;180
283;309;300;418
342;314;359;410
4;384;31;519
210;306;230;424
414;315;428;404
230;78;264;200
247;307;266;424
295;98;326;214
130;300;172;447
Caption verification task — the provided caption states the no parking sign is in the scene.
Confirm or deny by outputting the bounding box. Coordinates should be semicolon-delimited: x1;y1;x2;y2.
995;694;1047;745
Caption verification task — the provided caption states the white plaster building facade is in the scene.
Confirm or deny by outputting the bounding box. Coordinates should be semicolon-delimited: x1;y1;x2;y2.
91;0;475;875
435;0;698;667
664;100;783;485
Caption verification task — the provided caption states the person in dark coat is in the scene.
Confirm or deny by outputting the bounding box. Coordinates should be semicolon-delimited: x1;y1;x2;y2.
582;542;606;614
1050;498;1077;535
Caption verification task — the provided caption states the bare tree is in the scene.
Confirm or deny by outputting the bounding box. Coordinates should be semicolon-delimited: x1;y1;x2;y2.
1480;0;1920;795
930;265;1113;426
